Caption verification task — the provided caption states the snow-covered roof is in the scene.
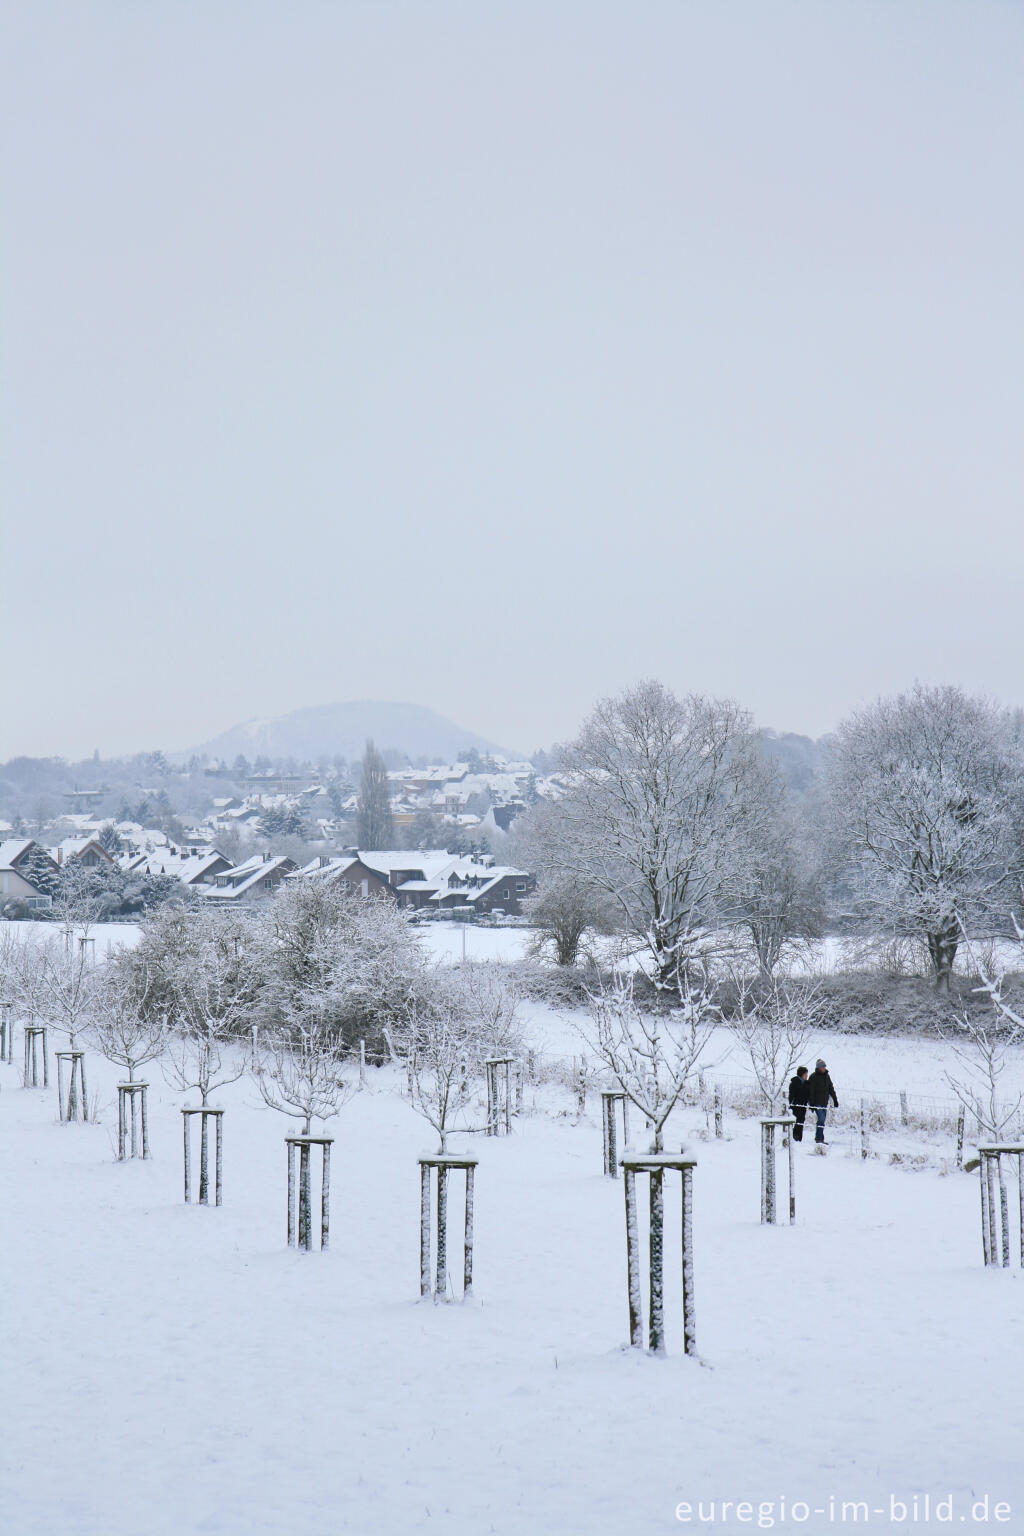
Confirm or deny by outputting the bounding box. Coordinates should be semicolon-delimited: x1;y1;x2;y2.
356;850;452;882
203;856;295;900
0;840;35;870
124;849;231;885
287;856;360;884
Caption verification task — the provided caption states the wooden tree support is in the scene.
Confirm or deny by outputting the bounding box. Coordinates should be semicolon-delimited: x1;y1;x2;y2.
23;1025;48;1089
760;1115;796;1226
56;1050;88;1122
418;1153;477;1302
117;1082;151;1160
286;1135;333;1252
713;1085;723;1139
621;1153;698;1358
485;1057;514;1137
601;1090;629;1177
0;1001;13;1065
976;1143;1024;1269
183;1107;225;1205
859;1098;870;1161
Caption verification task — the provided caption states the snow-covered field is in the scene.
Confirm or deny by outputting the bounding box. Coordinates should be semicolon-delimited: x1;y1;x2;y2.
2;1040;1023;1536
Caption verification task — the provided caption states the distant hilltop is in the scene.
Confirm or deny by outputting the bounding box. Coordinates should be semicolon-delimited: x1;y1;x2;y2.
183;700;510;766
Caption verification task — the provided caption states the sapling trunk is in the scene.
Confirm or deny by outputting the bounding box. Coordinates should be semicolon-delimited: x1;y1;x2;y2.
648;1168;665;1355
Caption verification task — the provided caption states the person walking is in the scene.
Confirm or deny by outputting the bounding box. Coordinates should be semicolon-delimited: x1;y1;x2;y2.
806;1058;838;1144
788;1066;809;1142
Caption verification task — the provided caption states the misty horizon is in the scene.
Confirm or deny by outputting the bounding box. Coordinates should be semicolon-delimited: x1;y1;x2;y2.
5;1;1023;762
7;682;1024;767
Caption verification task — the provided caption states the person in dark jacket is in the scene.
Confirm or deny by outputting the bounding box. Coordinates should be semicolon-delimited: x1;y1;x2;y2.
788;1066;809;1141
806;1058;839;1143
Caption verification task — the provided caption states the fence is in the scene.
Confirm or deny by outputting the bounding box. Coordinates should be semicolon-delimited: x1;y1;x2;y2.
518;1049;1023;1145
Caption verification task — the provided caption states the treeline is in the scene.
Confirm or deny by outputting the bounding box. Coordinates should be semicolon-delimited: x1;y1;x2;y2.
511;679;1024;991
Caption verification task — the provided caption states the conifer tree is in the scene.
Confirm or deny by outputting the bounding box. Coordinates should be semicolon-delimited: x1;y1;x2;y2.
356;739;394;850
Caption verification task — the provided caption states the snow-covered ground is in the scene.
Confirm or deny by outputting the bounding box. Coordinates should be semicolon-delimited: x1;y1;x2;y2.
2;1041;1023;1536
2;918;142;958
5;918;1024;1106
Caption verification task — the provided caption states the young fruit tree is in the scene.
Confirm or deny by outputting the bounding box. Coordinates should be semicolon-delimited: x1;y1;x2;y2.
581;965;719;1153
91;959;169;1160
828;685;1021;989
91;961;168;1083
543;680;768;985
728;974;818;1114
159;911;260;1106
945;922;1024;1142
457;963;523;1064
393;970;484;1152
393;969;488;1302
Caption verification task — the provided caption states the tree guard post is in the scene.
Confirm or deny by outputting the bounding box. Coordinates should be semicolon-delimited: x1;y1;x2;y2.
56;1050;88;1122
285;1135;333;1252
117;1082;150;1160
23;1025;48;1088
358;1040;367;1089
976;1145;1024;1269
621;1153;698;1358
760;1116;796;1225
417;1154;478;1302
601;1090;629;1176
860;1098;870;1161
713;1085;723;1139
182;1107;225;1205
956;1106;965;1170
485;1057;514;1136
0;1001;13;1065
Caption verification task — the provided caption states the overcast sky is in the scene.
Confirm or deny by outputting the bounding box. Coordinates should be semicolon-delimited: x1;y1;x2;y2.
3;0;1023;760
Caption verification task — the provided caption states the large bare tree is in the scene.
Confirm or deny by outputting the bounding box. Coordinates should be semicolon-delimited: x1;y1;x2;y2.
829;685;1021;989
546;680;767;983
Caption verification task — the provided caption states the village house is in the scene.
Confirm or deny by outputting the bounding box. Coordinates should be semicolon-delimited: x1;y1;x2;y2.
202;853;297;903
50;837;117;869
0;840;60;910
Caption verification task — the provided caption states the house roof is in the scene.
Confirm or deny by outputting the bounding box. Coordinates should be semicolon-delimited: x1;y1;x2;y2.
0;840;35;870
202;855;295;900
124;849;231;885
356;850;452;883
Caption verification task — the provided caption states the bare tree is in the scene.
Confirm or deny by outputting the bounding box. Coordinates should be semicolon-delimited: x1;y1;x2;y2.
728;974;818;1113
545;680;768;984
91;962;168;1081
255;1018;351;1135
945;919;1024;1139
36;930;99;1053
458;963;523;1060
512;800;616;966
735;765;824;978
829;685;1021;989
161;917;260;1104
580;966;720;1152
398;970;489;1152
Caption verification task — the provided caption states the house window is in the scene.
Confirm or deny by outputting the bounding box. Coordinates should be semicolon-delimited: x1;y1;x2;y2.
503;888;509;899
516;881;526;893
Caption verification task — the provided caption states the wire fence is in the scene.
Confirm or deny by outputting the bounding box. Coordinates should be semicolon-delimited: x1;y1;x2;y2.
519;1048;1024;1145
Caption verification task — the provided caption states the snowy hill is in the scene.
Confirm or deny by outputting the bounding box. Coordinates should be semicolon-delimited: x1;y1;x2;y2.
185;700;509;765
